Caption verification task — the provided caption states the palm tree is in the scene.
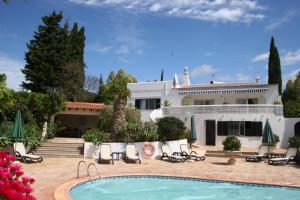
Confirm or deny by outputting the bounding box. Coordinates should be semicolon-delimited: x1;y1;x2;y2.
106;69;136;135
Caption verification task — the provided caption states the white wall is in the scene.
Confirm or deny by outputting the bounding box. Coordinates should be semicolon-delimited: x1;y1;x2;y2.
84;139;188;160
283;118;300;145
167;112;285;148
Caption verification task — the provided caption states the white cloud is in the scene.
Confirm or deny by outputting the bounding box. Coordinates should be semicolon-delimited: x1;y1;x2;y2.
88;14;144;58
215;75;231;82
90;45;114;53
266;10;298;30
190;64;219;77
282;49;300;66
282;68;300;87
283;69;299;82
235;73;251;82
251;52;269;62
69;0;265;23
149;3;161;12
0;52;24;90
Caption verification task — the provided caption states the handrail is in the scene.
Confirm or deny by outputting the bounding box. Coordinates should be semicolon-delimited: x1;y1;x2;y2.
76;160;89;178
87;163;101;179
76;161;101;179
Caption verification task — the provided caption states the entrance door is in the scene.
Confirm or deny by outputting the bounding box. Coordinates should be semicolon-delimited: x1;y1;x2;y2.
206;120;216;145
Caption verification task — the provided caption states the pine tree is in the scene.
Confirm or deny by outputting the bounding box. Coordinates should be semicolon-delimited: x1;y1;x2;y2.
268;36;282;95
22;11;69;93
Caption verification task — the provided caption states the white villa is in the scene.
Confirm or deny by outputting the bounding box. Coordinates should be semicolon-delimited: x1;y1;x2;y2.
128;67;300;148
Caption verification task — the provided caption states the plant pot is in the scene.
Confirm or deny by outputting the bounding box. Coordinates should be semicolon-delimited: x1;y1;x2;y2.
224;151;241;165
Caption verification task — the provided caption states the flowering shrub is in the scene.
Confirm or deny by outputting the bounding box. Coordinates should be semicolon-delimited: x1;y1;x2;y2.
0;152;36;200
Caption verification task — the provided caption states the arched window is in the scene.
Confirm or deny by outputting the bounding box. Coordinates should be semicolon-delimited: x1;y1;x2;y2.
295;122;300;137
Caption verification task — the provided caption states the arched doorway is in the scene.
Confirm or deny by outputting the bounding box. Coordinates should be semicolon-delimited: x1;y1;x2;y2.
295;122;300;137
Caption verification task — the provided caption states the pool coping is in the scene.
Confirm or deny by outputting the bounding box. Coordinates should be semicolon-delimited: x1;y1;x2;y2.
54;173;300;200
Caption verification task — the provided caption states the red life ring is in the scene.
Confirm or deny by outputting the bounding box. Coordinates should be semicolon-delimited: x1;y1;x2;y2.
143;143;155;157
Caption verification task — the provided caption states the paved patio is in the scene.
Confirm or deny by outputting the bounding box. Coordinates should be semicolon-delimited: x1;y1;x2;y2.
20;156;300;200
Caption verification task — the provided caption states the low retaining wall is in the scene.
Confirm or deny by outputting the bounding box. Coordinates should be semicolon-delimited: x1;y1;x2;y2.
84;139;188;160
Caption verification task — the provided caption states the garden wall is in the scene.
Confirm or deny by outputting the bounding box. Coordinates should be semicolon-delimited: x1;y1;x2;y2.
84;139;187;160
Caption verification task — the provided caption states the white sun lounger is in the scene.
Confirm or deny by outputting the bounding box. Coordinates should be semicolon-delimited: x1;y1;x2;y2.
180;144;205;161
161;144;185;162
125;144;141;164
268;148;297;166
98;144;114;164
246;145;269;162
13;142;43;163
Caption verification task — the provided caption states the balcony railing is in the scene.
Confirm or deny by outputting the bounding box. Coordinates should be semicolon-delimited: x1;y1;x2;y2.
162;104;283;116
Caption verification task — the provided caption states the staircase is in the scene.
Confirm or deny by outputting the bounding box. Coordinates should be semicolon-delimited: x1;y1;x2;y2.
34;138;84;158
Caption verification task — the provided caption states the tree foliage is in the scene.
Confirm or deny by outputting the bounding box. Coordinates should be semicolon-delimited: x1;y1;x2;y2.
22;11;86;101
268;36;282;95
0;74;14;123
106;69;137;134
157;117;186;141
282;71;300;117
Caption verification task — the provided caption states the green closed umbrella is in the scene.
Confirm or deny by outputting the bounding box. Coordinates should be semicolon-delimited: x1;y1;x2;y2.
11;110;24;142
262;119;275;144
189;115;197;148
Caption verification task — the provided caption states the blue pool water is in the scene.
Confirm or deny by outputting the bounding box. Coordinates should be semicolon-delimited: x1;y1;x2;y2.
70;176;300;200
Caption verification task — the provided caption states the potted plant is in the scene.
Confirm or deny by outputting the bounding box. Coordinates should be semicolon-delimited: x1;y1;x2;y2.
223;136;241;165
288;136;300;164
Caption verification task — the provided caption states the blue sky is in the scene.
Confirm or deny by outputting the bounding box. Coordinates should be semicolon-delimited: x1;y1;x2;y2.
0;0;300;90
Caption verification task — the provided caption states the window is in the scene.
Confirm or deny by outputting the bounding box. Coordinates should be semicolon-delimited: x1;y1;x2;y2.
134;98;161;110
236;99;247;104
194;99;214;105
236;98;258;104
248;98;258;104
245;122;262;136
217;121;262;136
135;99;141;109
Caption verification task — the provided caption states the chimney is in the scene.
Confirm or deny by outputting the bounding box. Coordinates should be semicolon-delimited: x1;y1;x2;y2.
256;74;260;84
173;73;179;88
183;66;190;86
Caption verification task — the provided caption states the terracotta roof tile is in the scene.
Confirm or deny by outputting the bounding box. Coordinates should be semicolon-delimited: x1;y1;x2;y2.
66;102;105;110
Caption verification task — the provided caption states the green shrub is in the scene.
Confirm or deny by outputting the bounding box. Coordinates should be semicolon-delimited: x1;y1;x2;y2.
0;122;13;147
82;128;109;145
23;122;43;150
223;136;241;151
157;117;186;141
46;121;65;139
97;106;113;133
97;106;141;134
0;136;11;147
126;106;141;123
288;136;300;148
119;121;158;143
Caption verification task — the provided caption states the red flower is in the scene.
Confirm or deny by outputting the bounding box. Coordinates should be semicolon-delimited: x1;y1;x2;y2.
15;170;24;177
0;152;36;200
10;164;21;172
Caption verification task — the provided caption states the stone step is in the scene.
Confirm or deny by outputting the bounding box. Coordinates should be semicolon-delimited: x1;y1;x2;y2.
34;149;83;153
37;146;84;150
35;153;83;158
41;143;84;147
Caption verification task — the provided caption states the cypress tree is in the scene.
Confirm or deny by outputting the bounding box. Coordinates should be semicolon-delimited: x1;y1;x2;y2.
268;36;282;95
160;69;164;81
94;74;106;103
63;23;86;100
22;11;69;93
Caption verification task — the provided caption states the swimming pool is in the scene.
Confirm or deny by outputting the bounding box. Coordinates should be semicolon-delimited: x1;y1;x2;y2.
69;176;300;200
